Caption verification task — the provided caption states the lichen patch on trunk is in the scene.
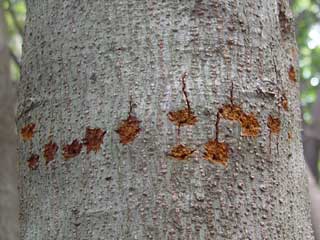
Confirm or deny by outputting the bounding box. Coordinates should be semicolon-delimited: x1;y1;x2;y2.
83;127;106;153
27;154;39;170
168;144;195;160
63;139;83;159
20;123;36;140
116;115;141;144
44;141;58;164
203;139;229;167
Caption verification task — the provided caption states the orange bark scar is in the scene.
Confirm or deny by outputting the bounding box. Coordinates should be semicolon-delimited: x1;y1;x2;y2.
63;139;83;159
288;132;292;141
168;144;195;160
267;115;281;134
239;113;261;137
21;123;36;140
281;94;288;111
219;104;242;121
27;154;39;170
83;127;106;153
288;65;296;82
116;115;141;144
204;140;229;167
219;105;260;137
168;72;197;127
168;107;197;127
44;140;58;165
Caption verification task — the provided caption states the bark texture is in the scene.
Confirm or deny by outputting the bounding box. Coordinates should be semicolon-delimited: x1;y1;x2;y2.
18;0;313;239
0;7;19;240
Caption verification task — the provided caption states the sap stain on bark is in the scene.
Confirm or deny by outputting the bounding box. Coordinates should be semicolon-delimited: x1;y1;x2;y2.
27;154;39;170
63;139;83;159
168;72;197;127
168;144;195;160
288;65;296;82
116;99;141;144
204;140;229;167
267;115;281;134
83;127;106;153
20;123;36;140
44;140;59;165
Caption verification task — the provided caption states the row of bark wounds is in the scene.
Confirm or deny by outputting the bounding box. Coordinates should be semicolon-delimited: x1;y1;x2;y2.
115;98;141;144
219;82;261;137
168;72;197;160
22;124;106;170
203;83;261;167
21;122;39;170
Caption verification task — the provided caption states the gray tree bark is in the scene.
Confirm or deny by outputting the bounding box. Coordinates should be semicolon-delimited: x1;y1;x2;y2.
308;170;320;240
0;6;19;240
18;0;314;239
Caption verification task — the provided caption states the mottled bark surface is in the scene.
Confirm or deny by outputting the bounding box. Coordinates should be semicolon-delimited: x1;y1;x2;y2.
18;0;313;239
0;7;19;240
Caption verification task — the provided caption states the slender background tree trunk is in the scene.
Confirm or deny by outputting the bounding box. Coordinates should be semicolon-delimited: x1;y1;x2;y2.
18;0;313;239
0;6;19;240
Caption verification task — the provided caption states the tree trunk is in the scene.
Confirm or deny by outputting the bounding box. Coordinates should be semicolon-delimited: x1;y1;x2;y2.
308;170;320;240
18;0;314;239
0;6;19;240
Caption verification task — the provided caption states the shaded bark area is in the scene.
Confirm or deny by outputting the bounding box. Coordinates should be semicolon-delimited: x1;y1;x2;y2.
303;89;320;240
308;170;320;240
18;0;313;239
304;88;320;182
0;7;19;240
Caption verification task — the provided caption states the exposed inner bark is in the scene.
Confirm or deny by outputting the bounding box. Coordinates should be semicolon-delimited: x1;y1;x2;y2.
20;123;36;141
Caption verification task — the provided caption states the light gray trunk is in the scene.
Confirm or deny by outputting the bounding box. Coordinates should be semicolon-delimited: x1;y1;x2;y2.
0;6;19;240
18;0;313;239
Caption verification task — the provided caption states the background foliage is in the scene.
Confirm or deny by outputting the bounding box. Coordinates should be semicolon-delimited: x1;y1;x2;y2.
292;0;320;123
2;0;25;81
